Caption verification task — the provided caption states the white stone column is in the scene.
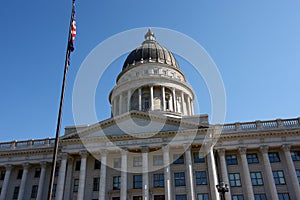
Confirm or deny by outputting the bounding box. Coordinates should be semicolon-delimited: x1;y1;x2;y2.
161;86;166;111
187;96;191;116
99;150;108;200
119;93;123;115
239;147;254;200
163;145;171;200
127;90;131;112
190;99;194;115
138;88;142;111
77;151;88;200
56;153;68;200
18;163;30;200
172;88;177;112
206;146;220;200
217;149;231;200
64;157;74;200
113;99;117;116
260;145;278;200
142;146;149;200
150;85;154;111
281;144;300;199
184;145;196;200
36;162;47;200
121;150;128;200
0;164;12;200
181;92;185;115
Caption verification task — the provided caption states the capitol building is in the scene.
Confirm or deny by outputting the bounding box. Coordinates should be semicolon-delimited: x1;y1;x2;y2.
0;29;300;200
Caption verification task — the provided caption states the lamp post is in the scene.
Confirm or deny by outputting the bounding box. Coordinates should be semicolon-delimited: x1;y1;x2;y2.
216;182;229;200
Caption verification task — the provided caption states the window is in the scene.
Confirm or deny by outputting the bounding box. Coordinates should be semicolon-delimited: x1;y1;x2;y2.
133;156;142;167
195;171;207;185
163;70;167;75
133;196;142;200
34;168;41;178
55;166;59;177
154;69;159;74
112;198;120;200
226;155;238;165
232;195;244;200
114;158;121;168
296;170;300;184
273;171;286;185
142;98;150;111
153;155;163;166
174;172;186;186
247;153;259;164
17;169;23;179
173;154;184;164
250;172;263;186
93;177;100;191
153;173;164;188
113;176;121;190
0;170;5;180
154;195;165;200
254;194;267;200
197;193;209;200
193;152;205;163
176;194;187;200
13;186;19;199
31;185;38;198
278;193;290;200
94;160;101;169
52;184;57;197
73;179;79;192
75;160;81;171
133;175;142;189
269;152;280;162
229;173;241;187
291;151;300;161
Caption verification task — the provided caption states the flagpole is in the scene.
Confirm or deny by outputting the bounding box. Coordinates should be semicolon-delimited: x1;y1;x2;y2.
47;0;75;199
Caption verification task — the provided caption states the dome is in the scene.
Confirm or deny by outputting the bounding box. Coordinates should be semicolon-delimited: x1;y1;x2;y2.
122;29;179;70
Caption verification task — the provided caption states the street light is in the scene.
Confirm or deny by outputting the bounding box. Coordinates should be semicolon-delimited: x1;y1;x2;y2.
216;182;229;200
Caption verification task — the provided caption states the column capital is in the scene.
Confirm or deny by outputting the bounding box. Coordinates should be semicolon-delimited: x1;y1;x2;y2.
260;145;269;154
101;149;108;156
281;144;291;152
23;162;30;169
217;148;226;157
183;143;192;151
80;150;89;158
4;164;12;170
60;152;69;160
162;144;170;152
40;161;47;168
238;147;247;155
141;146;149;153
121;148;128;156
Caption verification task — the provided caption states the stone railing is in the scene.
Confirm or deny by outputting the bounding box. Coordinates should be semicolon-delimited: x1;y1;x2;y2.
0;138;55;150
221;117;300;132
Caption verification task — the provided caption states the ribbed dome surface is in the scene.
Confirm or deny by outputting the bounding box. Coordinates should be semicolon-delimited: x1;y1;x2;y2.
122;29;179;70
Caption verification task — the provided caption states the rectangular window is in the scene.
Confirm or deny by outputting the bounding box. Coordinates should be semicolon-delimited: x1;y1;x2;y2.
153;155;163;166
247;153;259;164
273;170;286;185
229;173;241;187
31;185;38;198
93;177;100;191
254;194;267;200
112;197;120;200
226;155;238;165
133;196;142;200
153;173;164;188
278;193;290;200
17;169;23;179
269;152;280;162
195;171;207;185
163;70;167;75
197;193;209;200
34;168;41;178
176;194;187;200
174;172;186;186
73;179;79;192
52;184;57;197
296;170;300;184
75;160;81;171
154;69;159;74
94;160;101;169
133;156;142;167
13;186;19;199
55;166;59;177
291;151;300;161
193;152;205;163
173;154;184;164
232;195;244;200
0;170;5;180
114;158;121;168
250;172;264;186
113;176;121;190
133;175;142;189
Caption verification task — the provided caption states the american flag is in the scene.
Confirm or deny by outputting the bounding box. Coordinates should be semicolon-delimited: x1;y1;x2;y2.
68;0;76;52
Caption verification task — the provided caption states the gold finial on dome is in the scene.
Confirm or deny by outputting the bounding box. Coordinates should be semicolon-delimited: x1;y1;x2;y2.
144;28;156;41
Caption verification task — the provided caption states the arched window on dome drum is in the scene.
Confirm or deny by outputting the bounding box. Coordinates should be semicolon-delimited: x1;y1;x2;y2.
165;97;170;111
142;97;150;111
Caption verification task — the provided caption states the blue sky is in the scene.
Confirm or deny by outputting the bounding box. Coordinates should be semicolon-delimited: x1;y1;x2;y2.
0;1;300;141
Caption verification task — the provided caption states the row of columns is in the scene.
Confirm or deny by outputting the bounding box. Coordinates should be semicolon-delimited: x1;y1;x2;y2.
112;86;194;116
217;145;300;200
